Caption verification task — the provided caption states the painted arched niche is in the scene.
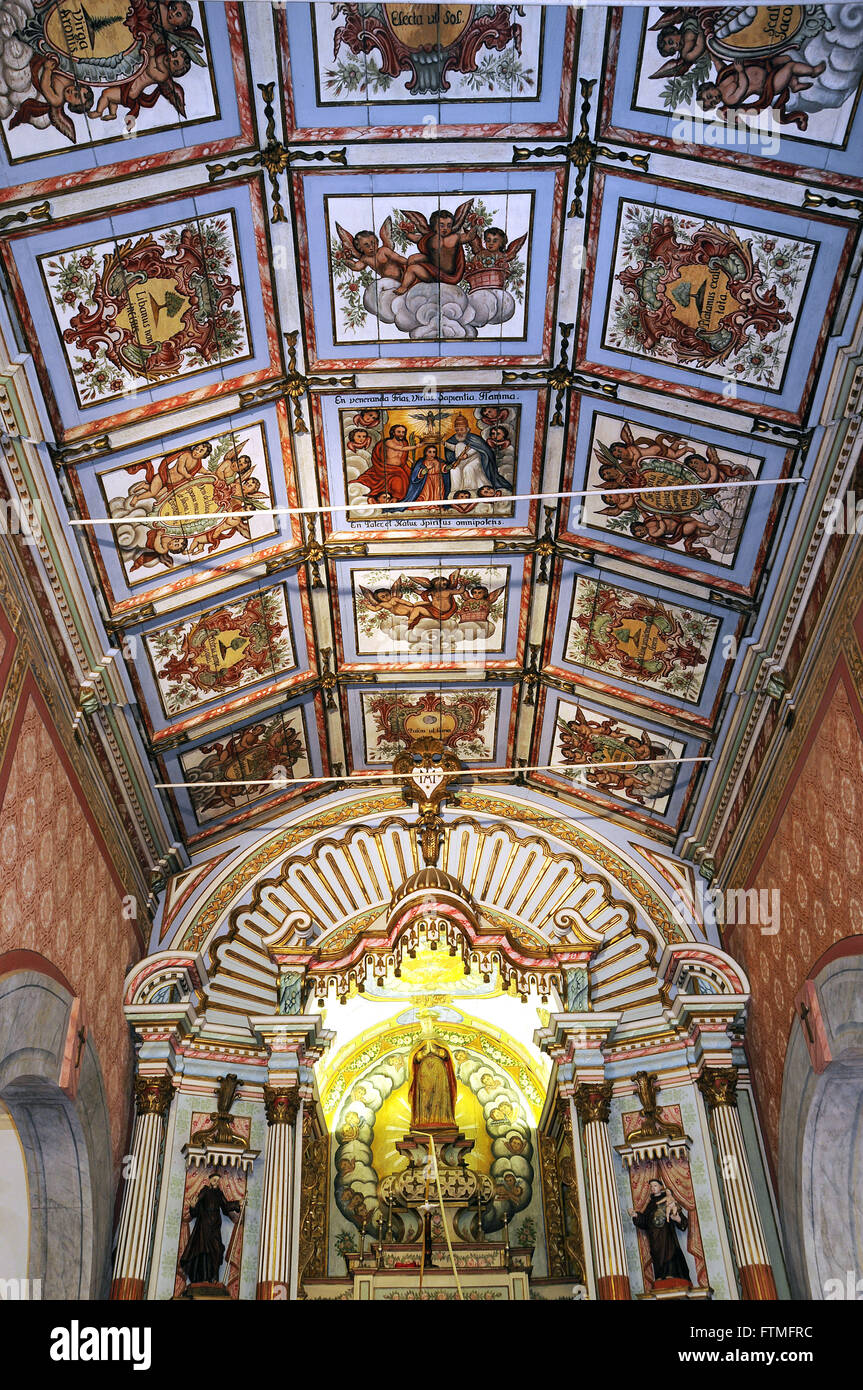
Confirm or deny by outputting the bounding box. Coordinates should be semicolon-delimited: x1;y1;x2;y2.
324;1015;546;1249
0;966;114;1298
778;942;863;1299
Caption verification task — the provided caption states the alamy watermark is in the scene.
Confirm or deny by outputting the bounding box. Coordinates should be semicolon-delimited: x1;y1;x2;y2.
823;1270;863;1300
0;1276;41;1299
672;882;781;936
822;492;863;537
0;497;41;546
671;102;780;157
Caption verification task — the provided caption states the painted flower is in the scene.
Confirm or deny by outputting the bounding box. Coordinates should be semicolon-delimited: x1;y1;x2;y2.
772;252;791;270
81;361;94;374
63;290;76;305
348;281;359;293
79;255;93;269
110;377;123;391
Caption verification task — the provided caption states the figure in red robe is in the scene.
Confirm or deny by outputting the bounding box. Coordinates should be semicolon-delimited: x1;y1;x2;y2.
354;423;414;502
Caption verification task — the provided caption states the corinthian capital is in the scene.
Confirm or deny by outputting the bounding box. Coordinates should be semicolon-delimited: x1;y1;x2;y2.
134;1075;174;1117
574;1079;613;1126
697;1065;739;1111
263;1084;301;1126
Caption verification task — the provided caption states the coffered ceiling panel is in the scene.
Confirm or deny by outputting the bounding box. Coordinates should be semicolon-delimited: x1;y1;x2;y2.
0;1;859;860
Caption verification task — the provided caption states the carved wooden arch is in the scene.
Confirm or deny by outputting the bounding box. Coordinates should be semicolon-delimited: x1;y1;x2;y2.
223;812;657;948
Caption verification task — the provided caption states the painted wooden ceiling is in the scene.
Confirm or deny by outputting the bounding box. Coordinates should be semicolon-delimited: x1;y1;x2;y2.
1;1;860;857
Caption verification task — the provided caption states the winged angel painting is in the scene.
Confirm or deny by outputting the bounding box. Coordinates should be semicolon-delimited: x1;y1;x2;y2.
0;0;215;157
354;566;507;656
328;194;531;342
636;5;863;144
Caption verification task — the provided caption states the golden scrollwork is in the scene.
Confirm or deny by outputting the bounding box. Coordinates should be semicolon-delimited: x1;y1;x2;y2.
538;1130;567;1280
193;1074;249;1150
628;1070;685;1143
558;1144;587;1286
297;1107;329;1297
393;737;464;867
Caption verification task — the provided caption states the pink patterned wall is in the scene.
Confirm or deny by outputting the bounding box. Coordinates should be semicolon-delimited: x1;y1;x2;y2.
723;662;863;1171
0;686;139;1172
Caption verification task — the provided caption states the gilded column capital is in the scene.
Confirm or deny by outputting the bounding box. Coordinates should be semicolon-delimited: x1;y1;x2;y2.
133;1074;174;1117
263;1084;301;1126
697;1065;739;1111
574;1079;613;1126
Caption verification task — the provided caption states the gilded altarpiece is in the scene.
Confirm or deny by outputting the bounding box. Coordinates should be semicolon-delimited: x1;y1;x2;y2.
297;1107;330;1298
538;1121;586;1286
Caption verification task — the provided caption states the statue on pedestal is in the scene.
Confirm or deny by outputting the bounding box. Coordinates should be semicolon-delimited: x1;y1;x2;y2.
409;1040;458;1133
629;1178;690;1286
180;1172;241;1286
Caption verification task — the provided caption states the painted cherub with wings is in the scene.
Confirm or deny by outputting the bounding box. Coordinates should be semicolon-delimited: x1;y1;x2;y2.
396;200;480;294
335;218;409;283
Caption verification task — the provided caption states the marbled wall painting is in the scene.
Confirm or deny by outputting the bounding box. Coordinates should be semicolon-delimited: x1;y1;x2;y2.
341;401;518;517
0;0;219;160
353;564;508;658
581;414;760;566
39;210;250;406
326;192;532;344
145;585;294;718
632;6;863;147
550;698;684;814
565;577;719;704
179;705;311;823
312;3;542;105
604;201;814;387
96;421;277;585
361;688;499;761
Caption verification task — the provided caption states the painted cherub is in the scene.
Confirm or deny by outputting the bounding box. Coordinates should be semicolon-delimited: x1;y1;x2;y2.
457;582;505;625
125;441;212;503
335;219;409;283
696;55;826;130
94;41;192;123
395;201;479;294
467;225;528;270
9;53;94;144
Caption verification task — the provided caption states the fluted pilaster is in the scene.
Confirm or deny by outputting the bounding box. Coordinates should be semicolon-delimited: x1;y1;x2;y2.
256;1085;300;1299
110;1075;173;1300
698;1067;777;1300
574;1082;631;1300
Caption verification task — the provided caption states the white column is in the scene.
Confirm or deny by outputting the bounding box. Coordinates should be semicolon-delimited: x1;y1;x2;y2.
256;1085;299;1299
698;1067;777;1300
110;1075;173;1300
575;1081;631;1300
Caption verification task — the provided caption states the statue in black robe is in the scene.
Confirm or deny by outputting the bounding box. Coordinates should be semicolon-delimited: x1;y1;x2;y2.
630;1179;690;1283
180;1174;240;1285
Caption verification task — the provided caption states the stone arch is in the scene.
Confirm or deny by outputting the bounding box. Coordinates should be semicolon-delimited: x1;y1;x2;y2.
777;939;863;1299
0;959;114;1299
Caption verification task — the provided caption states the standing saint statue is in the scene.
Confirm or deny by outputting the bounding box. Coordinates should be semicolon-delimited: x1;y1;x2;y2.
180;1172;241;1286
409;1040;458;1132
629;1178;690;1286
